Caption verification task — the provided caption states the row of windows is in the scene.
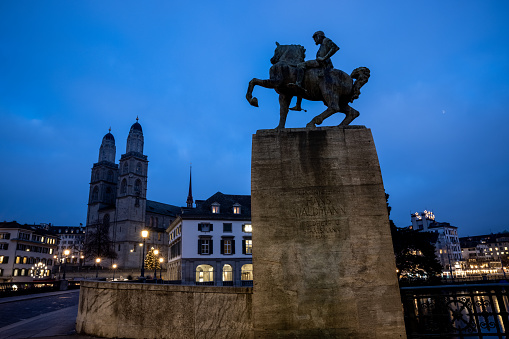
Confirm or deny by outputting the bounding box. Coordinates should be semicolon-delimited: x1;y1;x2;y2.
195;264;253;283
16;244;54;254
60;240;82;245
197;238;252;255
210;203;242;214
15;256;53;266
169;226;182;241
19;232;30;240
12;268;51;277
0;233;10;239
0;243;8;250
31;234;56;244
198;223;252;233
0;256;9;264
169;240;181;260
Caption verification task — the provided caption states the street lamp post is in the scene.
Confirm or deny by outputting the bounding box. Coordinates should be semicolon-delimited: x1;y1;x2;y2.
63;249;70;279
159;257;164;280
95;258;101;278
54;255;60;279
153;249;159;279
112;264;117;281
141;230;149;278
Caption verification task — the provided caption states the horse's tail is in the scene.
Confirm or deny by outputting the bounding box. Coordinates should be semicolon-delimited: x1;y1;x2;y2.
350;67;370;103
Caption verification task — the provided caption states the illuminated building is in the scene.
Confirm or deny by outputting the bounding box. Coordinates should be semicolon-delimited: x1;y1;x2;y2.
167;192;252;286
0;221;58;282
410;211;463;274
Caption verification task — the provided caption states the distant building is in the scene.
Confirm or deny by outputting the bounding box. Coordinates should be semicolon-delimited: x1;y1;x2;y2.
50;225;86;265
167;192;252;286
410;211;463;273
0;221;58;283
86;120;181;270
460;233;509;276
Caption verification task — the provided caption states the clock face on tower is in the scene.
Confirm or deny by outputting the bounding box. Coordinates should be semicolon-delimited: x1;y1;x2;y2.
31;262;47;279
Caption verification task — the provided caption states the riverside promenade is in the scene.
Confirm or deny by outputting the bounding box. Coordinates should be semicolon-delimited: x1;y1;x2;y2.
0;289;102;339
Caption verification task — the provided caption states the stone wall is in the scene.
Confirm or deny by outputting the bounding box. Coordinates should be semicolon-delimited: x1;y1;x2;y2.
77;281;253;339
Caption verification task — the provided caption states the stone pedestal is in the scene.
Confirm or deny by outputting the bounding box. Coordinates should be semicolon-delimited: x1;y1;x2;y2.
251;126;406;338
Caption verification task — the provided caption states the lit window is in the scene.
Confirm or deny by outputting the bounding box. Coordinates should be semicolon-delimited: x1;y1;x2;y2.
222;264;233;282
243;239;252;254
243;224;252;233
212;203;220;214
233;204;241;214
241;264;253;281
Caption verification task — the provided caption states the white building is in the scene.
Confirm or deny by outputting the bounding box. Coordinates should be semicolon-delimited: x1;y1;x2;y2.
167;192;252;286
411;211;463;272
0;222;59;282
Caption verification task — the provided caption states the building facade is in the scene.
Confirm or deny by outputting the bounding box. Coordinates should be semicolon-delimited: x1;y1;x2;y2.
411;210;463;274
86;120;180;270
167;192;252;286
50;225;86;266
0;222;58;282
460;233;509;276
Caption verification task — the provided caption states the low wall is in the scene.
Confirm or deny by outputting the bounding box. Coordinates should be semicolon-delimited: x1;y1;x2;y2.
77;281;253;339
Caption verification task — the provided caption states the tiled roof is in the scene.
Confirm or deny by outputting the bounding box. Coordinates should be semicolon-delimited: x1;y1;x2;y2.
146;200;181;216
182;192;251;220
0;221;58;236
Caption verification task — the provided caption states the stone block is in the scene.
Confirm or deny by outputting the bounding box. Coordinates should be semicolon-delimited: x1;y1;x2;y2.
251;126;406;338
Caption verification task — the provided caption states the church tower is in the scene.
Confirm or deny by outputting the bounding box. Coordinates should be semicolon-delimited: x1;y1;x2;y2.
114;118;149;267
86;129;119;228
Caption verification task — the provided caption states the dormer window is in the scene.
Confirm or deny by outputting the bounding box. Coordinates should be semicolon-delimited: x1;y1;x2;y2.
211;202;220;214
233;203;241;214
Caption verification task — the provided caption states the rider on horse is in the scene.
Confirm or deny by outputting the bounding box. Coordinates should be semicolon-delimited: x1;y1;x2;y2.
290;31;340;111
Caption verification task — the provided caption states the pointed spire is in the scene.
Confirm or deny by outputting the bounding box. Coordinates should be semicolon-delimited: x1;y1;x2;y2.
186;164;193;208
136;116;139;122
109;126;111;133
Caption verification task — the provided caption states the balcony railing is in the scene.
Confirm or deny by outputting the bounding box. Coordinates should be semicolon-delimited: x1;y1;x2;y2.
401;283;509;338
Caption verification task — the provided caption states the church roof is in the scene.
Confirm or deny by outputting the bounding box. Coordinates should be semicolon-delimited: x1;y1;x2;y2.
146;200;181;216
103;132;115;141
130;121;143;133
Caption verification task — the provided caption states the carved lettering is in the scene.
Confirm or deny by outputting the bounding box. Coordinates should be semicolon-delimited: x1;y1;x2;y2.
293;192;345;218
298;220;345;239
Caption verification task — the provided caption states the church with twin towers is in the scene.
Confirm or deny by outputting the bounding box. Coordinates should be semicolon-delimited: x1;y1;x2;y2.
86;118;181;269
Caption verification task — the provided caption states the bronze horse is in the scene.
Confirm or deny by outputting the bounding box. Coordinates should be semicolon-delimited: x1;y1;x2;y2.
246;43;370;129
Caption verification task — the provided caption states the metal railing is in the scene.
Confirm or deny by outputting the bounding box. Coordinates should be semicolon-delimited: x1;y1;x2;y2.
401;283;509;338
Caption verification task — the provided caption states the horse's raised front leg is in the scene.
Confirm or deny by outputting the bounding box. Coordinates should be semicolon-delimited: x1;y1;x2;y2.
338;105;360;126
246;78;279;107
306;106;339;128
276;94;292;130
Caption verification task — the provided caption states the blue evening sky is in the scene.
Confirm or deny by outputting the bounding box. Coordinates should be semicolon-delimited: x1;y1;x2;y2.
0;1;508;236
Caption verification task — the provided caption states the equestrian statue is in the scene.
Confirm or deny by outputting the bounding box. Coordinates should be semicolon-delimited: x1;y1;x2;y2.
246;31;370;129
